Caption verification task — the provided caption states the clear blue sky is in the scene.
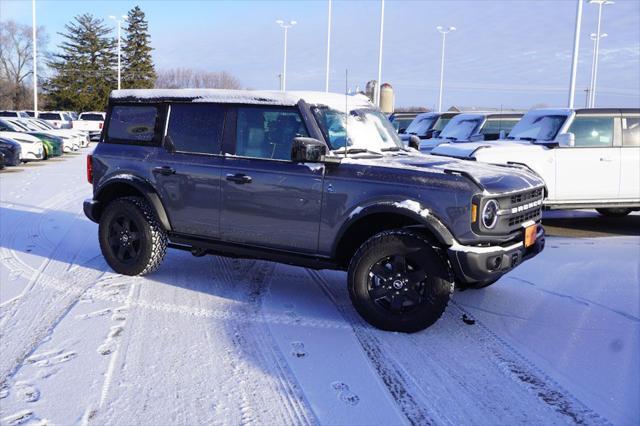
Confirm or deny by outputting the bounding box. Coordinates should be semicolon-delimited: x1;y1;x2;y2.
2;0;639;109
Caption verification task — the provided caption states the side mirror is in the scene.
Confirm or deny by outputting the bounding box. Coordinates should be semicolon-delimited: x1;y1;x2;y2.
557;132;575;147
398;127;407;134
408;135;421;150
499;130;506;140
469;133;485;142
291;137;327;163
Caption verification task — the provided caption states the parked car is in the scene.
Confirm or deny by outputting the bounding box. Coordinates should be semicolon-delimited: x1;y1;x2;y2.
73;112;106;141
431;108;640;216
388;111;422;134
0;110;30;118
29;119;85;150
84;89;545;332
0;137;22;166
399;112;460;146
1;118;64;158
418;112;523;153
0;128;44;162
38;111;73;129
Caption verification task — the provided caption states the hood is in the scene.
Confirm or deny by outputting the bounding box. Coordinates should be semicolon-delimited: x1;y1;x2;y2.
0;131;40;144
341;152;544;195
418;138;448;152
430;140;543;160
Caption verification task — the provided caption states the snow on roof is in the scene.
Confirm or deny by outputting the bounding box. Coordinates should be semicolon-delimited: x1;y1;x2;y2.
110;89;373;112
525;108;572;116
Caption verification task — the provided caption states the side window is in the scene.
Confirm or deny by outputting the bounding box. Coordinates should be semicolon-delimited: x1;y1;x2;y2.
235;107;308;160
622;117;640;147
481;119;519;140
568;116;614;147
166;104;225;155
107;105;158;143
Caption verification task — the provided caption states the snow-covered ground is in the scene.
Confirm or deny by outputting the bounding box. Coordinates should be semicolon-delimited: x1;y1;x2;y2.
1;152;638;425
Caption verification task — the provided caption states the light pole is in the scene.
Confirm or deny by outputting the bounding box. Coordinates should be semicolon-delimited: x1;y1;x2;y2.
436;26;456;113
588;0;614;108
109;15;128;90
325;0;332;92
32;0;37;115
276;19;297;92
375;0;385;106
588;32;607;108
568;0;583;109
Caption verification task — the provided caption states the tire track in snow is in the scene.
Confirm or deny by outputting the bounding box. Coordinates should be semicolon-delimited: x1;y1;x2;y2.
308;269;608;425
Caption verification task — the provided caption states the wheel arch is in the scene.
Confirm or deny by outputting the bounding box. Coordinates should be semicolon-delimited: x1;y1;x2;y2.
332;203;455;268
94;175;172;231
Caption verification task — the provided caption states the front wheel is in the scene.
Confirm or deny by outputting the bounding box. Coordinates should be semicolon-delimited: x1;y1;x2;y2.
348;230;454;333
596;208;631;217
99;196;168;276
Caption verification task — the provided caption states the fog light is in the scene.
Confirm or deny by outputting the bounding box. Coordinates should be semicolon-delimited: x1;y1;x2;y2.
486;255;502;270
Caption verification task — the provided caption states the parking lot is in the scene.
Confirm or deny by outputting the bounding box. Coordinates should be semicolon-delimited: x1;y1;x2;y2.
1;151;637;425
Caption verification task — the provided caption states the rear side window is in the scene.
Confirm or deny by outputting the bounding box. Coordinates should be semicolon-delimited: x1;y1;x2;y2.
107;105;158;142
622;117;640;147
39;113;61;120
569;116;614;147
235;107;308;160
166;104;225;155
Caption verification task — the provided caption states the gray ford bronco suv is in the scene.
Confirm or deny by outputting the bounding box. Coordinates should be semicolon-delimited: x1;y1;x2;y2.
84;89;546;332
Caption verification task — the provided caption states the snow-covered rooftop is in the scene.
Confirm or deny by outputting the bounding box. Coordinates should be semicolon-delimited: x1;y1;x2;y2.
110;89;373;112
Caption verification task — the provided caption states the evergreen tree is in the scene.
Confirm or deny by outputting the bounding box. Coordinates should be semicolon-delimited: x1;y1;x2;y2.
121;6;156;89
46;14;116;111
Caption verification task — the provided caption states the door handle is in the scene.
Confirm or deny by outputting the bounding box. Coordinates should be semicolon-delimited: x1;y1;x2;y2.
152;166;176;176
599;157;613;162
226;173;252;184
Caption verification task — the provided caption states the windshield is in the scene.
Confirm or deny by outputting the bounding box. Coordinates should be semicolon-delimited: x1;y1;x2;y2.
405;116;436;136
313;107;403;153
35;120;54;130
508;114;568;142
80;113;104;121
439;116;483;140
8;120;30;131
432;116;452;131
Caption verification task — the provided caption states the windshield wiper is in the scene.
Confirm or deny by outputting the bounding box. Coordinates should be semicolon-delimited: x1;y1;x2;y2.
381;147;402;152
444;136;458;141
515;136;537;142
333;147;383;156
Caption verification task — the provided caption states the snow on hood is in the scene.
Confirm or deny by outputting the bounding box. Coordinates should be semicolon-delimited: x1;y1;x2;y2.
110;89;372;112
341;152;543;194
430;140;539;159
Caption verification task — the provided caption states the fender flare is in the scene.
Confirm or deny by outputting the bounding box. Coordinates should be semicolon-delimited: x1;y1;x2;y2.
95;174;172;231
332;201;456;256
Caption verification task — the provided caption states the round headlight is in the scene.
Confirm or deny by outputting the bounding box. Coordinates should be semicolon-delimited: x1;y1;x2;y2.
482;199;499;229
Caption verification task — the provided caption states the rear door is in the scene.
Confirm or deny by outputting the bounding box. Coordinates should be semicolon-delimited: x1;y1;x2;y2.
620;113;640;201
219;106;324;253
555;114;620;201
152;103;226;238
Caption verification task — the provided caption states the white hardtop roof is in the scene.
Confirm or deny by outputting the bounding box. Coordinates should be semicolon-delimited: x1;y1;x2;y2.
110;89;373;112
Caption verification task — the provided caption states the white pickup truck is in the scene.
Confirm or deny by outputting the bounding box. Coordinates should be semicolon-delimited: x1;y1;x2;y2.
431;108;640;217
72;112;105;141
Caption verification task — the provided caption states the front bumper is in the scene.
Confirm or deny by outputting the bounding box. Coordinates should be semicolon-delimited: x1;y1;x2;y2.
84;199;101;223
448;225;545;284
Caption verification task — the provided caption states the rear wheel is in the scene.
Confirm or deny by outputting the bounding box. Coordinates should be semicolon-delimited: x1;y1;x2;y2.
348;229;454;333
99;196;168;276
596;208;631;217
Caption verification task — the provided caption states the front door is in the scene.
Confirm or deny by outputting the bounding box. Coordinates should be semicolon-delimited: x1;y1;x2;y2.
153;103;226;238
555;115;620;201
220;106;323;254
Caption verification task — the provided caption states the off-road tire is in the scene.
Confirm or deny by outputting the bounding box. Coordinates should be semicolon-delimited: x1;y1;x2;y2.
596;208;631;217
347;229;454;333
99;196;168;276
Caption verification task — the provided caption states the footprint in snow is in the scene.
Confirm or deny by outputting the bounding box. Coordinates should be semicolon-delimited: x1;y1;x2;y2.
331;381;360;406
0;384;9;399
290;341;306;358
15;382;40;403
32;351;77;367
1;410;33;426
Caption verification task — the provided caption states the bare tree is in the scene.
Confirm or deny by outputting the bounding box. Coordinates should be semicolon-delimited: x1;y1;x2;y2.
155;68;241;90
0;20;48;109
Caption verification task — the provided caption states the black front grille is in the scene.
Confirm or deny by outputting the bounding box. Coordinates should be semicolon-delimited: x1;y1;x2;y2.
508;208;541;227
511;187;543;205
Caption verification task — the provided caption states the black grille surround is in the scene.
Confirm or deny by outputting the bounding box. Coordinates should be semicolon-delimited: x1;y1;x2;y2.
474;186;545;237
